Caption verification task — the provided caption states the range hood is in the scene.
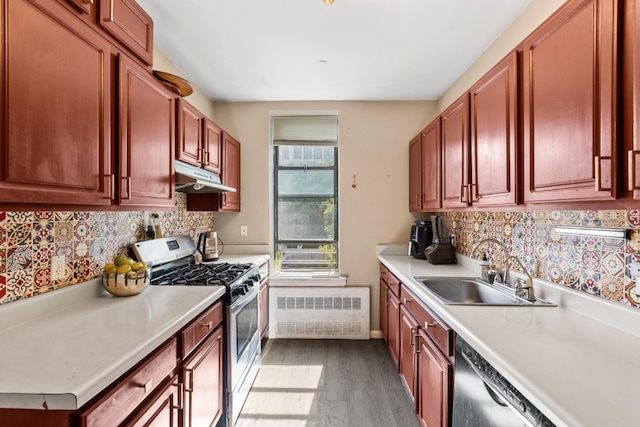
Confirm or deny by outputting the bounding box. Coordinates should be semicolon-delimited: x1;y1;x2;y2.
174;160;237;194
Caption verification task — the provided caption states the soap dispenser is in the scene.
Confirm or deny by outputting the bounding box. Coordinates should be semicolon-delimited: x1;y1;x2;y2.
479;253;490;280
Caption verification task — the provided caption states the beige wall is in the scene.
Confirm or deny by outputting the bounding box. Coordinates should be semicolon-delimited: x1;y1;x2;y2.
437;0;567;112
211;101;436;328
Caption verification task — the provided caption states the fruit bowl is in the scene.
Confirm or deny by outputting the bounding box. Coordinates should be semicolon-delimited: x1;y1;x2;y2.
102;269;150;297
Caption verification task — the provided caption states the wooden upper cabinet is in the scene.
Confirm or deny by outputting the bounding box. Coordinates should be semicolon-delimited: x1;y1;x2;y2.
470;51;520;207
219;132;241;211
0;0;112;206
624;0;640;200
421;119;442;209
177;99;205;166
99;0;154;66
441;93;470;208
409;134;423;211
203;118;222;174
118;54;175;207
410;119;442;212
522;0;619;203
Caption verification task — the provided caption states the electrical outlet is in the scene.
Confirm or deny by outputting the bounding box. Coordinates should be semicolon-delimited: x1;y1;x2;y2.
51;255;66;281
240;225;248;237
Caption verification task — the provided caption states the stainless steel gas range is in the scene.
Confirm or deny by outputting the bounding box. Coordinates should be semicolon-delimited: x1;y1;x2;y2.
129;235;261;427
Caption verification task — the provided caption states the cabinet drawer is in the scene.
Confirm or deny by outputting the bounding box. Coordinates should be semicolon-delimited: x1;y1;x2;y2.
180;301;223;358
379;263;389;284
387;272;401;298
400;285;453;358
78;338;178;427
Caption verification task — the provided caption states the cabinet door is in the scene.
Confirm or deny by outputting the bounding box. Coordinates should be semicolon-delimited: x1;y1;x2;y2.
409;133;423;211
470;51;519;207
182;327;224;427
259;279;269;339
417;331;452;427
379;278;388;342
441;93;470;208
177;99;204;167
0;0;113;206
118;54;175;207
624;0;640;200
399;305;419;406
522;0;618;203
387;291;400;369
99;0;153;66
203;118;222;174
219;133;241;211
124;377;181;427
421;118;442;210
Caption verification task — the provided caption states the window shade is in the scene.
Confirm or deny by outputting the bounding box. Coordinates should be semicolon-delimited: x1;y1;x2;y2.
273;116;338;145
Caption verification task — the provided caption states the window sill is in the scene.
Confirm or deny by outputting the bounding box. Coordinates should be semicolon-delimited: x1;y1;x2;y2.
269;274;347;287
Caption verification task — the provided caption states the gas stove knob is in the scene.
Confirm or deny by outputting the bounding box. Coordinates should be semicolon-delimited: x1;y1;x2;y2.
245;280;254;288
251;274;261;283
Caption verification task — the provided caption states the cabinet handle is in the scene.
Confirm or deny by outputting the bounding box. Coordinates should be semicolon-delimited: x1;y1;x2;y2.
105;174;115;200
410;327;417;346
83;0;94;4
203;321;213;330
106;0;114;21
222;193;227;206
206;151;211;164
122;176;132;200
173;382;184;410
594;156;601;191
403;297;412;304
470;183;479;202
414;334;421;353
629;150;639;191
460;184;470;203
184;368;194;392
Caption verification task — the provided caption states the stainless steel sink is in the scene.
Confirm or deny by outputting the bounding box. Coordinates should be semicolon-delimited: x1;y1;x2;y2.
413;277;556;306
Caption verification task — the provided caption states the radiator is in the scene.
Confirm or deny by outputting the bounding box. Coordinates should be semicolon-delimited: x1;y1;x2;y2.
269;287;370;339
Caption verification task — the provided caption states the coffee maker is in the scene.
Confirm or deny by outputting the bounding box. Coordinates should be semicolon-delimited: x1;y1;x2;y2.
410;220;433;260
424;215;456;264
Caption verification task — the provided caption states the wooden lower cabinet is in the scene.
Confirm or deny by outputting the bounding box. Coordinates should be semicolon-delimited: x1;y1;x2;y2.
399;304;419;405
124;376;181;427
182;326;224;427
387;291;401;368
379;277;388;342
417;330;452;427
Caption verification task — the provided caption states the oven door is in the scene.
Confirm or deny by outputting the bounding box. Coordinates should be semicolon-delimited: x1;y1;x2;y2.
228;284;260;390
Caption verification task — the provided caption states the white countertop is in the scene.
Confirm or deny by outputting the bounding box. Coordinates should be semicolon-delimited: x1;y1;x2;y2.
378;249;640;427
0;279;225;411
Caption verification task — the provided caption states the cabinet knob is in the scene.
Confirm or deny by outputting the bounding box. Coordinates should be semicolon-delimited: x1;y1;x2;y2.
139;379;153;394
424;321;435;329
403;297;412;304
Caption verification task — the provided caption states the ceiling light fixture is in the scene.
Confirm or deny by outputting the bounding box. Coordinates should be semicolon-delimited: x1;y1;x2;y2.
322;0;334;5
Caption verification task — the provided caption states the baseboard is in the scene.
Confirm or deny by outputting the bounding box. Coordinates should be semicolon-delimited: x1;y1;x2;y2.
370;330;383;339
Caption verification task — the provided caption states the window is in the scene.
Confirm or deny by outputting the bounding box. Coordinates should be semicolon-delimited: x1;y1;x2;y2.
272;116;338;275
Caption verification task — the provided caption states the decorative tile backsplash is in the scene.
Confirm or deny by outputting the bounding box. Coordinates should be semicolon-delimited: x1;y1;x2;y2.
0;194;214;305
441;210;640;309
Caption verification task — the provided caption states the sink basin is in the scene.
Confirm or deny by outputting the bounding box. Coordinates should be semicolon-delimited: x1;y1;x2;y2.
413;277;556;306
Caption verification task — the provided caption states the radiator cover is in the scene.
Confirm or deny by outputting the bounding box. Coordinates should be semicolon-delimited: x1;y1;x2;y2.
269;287;370;339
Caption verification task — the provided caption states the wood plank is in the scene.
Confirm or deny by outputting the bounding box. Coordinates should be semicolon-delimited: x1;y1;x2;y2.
236;339;420;427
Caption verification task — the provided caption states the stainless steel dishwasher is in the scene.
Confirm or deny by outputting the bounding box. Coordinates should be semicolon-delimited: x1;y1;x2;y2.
452;336;555;427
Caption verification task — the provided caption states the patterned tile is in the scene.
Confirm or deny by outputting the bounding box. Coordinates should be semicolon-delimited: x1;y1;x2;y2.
0;274;6;303
74;259;91;282
33;245;52;265
600;276;625;302
624;279;639;308
7;212;33;224
601;210;626;228
74;221;88;240
601;252;624;277
54;221;74;242
0;249;5;274
34;220;54;245
33;265;51;289
6;269;34;302
7;246;32;271
628;210;640;227
6;223;32;247
627;229;640;254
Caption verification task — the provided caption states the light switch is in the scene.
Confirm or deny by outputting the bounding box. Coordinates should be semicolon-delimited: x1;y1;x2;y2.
240;225;248;237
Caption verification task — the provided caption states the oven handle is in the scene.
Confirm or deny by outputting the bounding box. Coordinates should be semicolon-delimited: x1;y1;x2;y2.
230;285;259;312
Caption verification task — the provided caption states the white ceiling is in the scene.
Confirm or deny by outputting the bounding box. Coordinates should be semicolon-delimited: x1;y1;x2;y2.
137;0;532;102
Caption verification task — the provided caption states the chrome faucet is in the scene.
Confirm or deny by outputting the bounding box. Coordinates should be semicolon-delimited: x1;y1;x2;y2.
505;255;535;302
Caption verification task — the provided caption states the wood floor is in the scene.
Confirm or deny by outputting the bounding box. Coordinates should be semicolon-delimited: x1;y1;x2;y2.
235;339;420;427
